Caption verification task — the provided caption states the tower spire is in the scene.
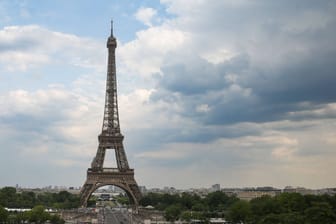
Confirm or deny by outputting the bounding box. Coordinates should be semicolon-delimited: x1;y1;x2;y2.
110;19;114;37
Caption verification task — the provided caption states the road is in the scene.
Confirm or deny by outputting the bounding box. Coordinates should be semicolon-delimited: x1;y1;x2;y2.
101;207;131;224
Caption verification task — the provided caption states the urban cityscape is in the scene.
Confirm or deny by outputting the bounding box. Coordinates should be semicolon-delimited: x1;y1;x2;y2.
1;184;336;223
9;184;336;201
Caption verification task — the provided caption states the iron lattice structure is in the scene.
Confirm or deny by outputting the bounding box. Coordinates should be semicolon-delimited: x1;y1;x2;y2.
80;22;142;208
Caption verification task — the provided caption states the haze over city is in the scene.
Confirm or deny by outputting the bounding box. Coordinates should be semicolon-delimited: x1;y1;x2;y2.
0;0;335;190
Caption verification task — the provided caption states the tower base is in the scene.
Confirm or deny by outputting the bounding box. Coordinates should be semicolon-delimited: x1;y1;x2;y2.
80;168;142;208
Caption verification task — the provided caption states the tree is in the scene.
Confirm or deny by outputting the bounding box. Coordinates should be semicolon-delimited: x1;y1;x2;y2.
304;202;336;224
227;200;251;224
0;187;17;207
259;213;304;224
204;191;239;213
49;214;65;224
258;213;282;224
0;205;8;222
165;204;182;221
192;202;208;212
18;191;36;208
180;192;201;210
12;212;27;224
276;192;306;213
25;205;51;224
180;211;192;222
249;195;283;223
278;212;304;224
116;194;130;205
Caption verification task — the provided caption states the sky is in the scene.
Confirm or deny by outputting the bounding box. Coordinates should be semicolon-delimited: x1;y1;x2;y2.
0;0;336;190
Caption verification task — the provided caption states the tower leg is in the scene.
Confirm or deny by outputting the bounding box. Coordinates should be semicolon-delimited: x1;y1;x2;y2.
91;146;105;170
80;183;94;207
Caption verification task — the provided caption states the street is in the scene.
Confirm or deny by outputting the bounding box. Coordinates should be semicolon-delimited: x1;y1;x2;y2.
100;207;132;224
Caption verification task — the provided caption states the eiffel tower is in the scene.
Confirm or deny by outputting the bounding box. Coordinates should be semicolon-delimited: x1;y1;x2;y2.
80;21;141;208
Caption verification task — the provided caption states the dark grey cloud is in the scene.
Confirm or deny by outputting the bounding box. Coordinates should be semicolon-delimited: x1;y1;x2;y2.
155;55;248;95
125;122;262;150
249;51;336;104
153;51;336;125
207;51;336;124
150;0;336;128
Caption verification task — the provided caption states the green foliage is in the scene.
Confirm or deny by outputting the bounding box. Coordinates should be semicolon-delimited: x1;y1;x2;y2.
18;191;37;207
227;200;251;223
225;193;336;224
19;205;64;224
181;211;206;222
276;192;306;213
0;187;17;207
192;202;208;211
180;211;192;221
140;191;336;223
140;193;189;211
0;205;9;222
0;188;72;223
304;202;336;224
205;191;238;211
140;192;161;207
115;194;130;205
165;204;183;221
249;195;283;222
140;191;236;214
0;187;80;209
180;192;200;209
26;205;50;224
257;212;305;224
49;214;65;224
2;186;335;223
140;191;239;221
11;212;26;223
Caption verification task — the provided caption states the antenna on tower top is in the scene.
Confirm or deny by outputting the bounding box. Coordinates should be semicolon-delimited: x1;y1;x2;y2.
110;19;114;37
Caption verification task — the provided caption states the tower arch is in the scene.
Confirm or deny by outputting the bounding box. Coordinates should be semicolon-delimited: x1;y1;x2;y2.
80;182;138;207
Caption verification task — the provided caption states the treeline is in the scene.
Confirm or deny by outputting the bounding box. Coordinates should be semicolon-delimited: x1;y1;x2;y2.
140;191;336;223
0;187;80;209
0;186;80;223
0;205;64;224
140;191;238;221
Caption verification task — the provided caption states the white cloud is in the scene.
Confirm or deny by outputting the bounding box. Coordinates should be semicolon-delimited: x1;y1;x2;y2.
0;88;77;117
0;25;109;173
119;26;188;77
0;81;103;161
271;147;297;160
53;159;84;167
135;145;189;160
0;25;104;72
196;104;210;113
135;7;157;27
201;48;236;64
21;143;49;156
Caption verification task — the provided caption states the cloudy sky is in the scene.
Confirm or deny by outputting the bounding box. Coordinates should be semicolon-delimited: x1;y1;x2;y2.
0;0;335;190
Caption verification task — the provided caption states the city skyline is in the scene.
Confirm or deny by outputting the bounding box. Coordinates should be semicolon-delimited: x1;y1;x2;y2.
0;0;336;189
